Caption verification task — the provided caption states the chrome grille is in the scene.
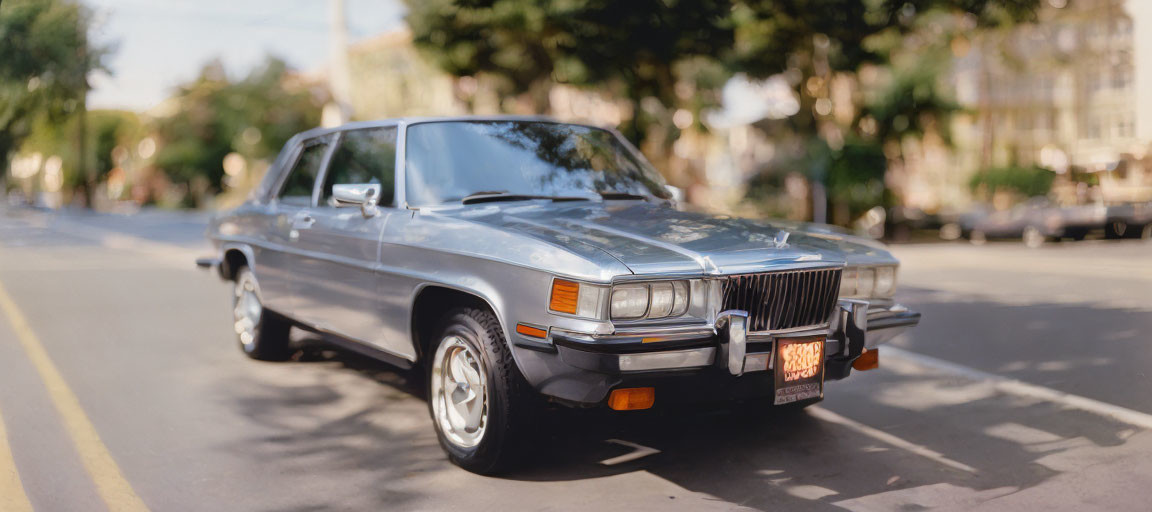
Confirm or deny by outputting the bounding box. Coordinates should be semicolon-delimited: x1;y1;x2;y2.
720;267;843;332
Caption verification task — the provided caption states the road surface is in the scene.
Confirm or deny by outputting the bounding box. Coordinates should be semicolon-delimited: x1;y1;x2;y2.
1;207;1150;511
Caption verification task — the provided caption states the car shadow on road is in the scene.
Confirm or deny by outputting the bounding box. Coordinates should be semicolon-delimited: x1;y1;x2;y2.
219;298;1148;511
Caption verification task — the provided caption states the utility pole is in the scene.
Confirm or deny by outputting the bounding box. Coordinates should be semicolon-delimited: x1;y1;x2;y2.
77;32;91;207
324;0;353;126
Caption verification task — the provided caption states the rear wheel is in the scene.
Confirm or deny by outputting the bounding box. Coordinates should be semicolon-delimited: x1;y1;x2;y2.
1140;224;1152;241
232;267;292;361
427;307;533;474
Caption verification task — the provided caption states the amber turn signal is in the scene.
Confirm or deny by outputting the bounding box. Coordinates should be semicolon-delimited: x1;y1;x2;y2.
852;348;879;371
549;279;580;314
515;323;547;339
608;387;655;411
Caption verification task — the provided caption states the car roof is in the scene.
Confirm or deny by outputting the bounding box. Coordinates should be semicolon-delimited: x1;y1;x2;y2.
291;115;613;141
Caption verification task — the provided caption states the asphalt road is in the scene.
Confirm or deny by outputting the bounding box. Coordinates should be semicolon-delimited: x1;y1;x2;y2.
1;207;1151;511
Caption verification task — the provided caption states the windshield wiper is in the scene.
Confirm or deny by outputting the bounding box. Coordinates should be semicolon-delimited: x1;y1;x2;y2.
461;191;593;204
597;192;649;201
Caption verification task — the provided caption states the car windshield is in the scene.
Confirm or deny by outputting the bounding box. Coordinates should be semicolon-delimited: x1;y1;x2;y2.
404;121;671;206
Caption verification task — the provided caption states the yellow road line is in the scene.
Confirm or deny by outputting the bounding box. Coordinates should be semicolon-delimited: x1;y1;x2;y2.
0;403;34;512
0;281;149;512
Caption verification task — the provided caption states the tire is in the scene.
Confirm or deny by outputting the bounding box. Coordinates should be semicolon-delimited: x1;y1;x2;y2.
427;307;534;474
1022;226;1046;248
232;267;292;361
969;230;987;246
1106;221;1127;239
1140;224;1152;241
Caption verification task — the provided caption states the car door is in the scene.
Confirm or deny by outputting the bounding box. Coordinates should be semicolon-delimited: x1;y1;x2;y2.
257;135;334;316
291;126;401;352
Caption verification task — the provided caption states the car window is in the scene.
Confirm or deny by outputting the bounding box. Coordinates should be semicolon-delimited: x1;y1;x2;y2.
321;127;398;206
278;141;330;206
404;121;670;206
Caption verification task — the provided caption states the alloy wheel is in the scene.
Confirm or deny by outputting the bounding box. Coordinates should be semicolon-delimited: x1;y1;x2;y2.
430;335;489;448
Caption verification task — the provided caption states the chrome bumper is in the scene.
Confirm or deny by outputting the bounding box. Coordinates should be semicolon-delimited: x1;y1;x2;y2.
550;300;919;375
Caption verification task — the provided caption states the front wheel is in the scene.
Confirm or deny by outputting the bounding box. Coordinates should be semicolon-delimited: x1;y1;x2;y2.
232;267;292;361
427;307;533;474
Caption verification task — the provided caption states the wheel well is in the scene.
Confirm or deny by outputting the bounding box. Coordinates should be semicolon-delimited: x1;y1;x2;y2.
411;286;494;361
222;249;248;280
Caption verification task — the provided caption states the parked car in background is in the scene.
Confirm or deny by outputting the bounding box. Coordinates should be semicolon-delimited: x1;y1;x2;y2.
197;117;920;473
1105;201;1152;240
967;198;1106;248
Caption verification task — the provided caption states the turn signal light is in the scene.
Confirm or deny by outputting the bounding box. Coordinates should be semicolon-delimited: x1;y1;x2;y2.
853;348;879;371
549;279;580;314
608;387;655;411
515;323;547;339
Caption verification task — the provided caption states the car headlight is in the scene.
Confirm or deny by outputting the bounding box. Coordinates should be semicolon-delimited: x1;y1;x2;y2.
856;268;876;297
610;284;649;319
874;266;897;297
549;278;608;319
839;266;897;298
609;281;690;320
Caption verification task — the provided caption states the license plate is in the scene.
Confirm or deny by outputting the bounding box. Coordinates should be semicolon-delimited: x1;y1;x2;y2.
773;336;825;405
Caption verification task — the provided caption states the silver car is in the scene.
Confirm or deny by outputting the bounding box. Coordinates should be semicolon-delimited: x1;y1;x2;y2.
198;117;920;473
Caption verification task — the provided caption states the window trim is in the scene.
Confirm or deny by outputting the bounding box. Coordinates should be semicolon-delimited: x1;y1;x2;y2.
272;134;336;208
313;125;401;208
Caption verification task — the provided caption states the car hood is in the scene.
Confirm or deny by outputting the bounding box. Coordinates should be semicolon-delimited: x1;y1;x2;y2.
431;202;896;275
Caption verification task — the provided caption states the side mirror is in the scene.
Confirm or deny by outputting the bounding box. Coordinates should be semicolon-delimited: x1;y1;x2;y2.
332;183;380;217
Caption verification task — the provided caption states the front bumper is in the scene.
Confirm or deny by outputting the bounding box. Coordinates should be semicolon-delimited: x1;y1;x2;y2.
517;300;919;406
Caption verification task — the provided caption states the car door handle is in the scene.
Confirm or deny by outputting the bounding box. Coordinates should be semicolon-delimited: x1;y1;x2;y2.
293;215;315;229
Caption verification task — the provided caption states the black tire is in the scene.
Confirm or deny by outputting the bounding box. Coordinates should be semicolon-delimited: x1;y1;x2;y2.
426;307;534;474
232;267;292;361
1105;221;1127;239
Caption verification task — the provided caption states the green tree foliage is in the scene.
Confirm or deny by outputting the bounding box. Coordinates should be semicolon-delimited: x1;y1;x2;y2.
20;109;140;190
405;0;733;141
150;58;324;206
969;165;1054;198
0;0;104;167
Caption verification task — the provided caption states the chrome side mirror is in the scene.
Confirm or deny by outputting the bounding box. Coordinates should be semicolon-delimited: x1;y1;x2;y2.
332;183;380;217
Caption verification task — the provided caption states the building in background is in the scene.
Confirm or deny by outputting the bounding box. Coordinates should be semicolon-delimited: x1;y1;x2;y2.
949;0;1152;206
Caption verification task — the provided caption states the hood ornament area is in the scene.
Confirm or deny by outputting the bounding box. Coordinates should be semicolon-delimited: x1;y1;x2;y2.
773;230;791;249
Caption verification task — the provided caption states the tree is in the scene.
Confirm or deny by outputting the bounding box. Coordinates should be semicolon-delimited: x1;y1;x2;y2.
150;57;326;206
404;0;733;143
0;0;105;178
405;0;1042;223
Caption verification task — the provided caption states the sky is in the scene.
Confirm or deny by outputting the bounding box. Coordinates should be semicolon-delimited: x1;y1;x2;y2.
84;0;407;112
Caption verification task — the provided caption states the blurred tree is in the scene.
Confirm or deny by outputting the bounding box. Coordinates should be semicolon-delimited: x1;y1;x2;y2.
19;109;140;193
736;1;1037;224
404;0;733;144
150;57;325;206
0;0;105;187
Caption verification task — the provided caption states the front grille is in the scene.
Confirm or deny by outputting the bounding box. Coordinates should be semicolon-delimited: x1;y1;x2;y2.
721;267;843;332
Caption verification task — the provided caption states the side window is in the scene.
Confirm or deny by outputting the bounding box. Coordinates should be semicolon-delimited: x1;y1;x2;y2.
278;141;330;206
321;127;398;206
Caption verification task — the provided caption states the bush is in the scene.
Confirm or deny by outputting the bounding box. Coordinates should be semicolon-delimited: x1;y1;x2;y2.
969;165;1054;198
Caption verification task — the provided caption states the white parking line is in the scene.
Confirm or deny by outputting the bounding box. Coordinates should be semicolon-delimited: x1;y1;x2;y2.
885;347;1152;430
600;439;661;466
807;407;978;474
